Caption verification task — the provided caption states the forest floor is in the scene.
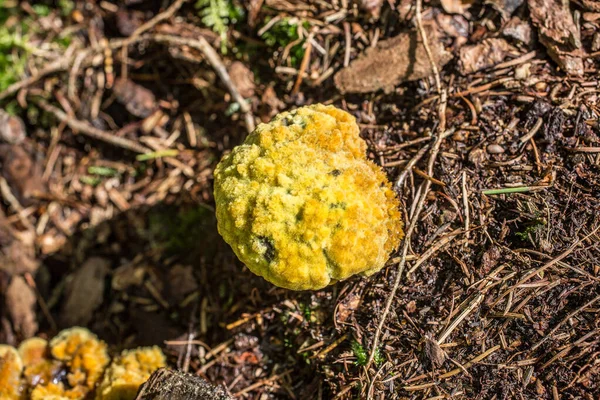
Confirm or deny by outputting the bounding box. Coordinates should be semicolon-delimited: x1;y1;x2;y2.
0;0;599;398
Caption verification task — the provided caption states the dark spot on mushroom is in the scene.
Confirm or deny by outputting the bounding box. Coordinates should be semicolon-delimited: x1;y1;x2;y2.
296;207;304;222
323;249;339;275
330;169;342;176
329;202;347;209
258;236;276;263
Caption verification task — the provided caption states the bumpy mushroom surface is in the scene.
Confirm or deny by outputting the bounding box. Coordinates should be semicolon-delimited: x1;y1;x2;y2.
96;346;166;400
214;104;403;290
49;327;110;391
0;345;24;400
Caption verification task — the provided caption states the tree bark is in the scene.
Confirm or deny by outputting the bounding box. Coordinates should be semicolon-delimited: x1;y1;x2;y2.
135;368;233;400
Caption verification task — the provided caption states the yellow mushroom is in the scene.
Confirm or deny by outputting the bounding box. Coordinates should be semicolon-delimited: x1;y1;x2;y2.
0;345;25;400
96;346;166;400
214;104;403;290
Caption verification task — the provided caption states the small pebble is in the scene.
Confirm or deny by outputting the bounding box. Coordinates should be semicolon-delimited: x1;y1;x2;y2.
487;144;505;154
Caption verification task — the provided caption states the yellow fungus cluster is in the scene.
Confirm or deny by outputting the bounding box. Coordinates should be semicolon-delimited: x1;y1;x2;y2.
0;345;24;399
214;104;403;290
0;328;166;400
96;346;165;400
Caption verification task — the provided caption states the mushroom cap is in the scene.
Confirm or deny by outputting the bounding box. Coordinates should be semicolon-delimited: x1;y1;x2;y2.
214;104;403;290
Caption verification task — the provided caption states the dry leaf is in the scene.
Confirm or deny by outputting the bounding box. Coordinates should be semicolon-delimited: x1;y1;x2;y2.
528;0;584;75
112;262;146;291
502;17;534;45
423;336;446;368
459;38;516;74
592;32;600;51
5;276;38;338
248;0;265;27
259;85;284;121
113;78;158;118
334;25;452;93
60;257;111;327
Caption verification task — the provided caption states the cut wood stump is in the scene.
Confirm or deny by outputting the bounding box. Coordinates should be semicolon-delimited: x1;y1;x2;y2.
135;368;233;400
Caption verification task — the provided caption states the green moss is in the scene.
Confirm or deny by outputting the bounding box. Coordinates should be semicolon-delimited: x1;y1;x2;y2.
351;340;384;367
260;18;310;67
0;27;29;92
0;2;72;102
195;0;245;53
515;216;546;241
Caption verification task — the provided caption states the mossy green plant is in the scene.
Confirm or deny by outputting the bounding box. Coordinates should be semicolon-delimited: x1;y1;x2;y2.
351;340;384;367
195;0;245;53
260;18;310;67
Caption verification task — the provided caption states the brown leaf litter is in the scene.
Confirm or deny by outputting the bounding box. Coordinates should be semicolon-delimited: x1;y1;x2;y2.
0;210;38;276
502;16;534;45
440;0;474;15
528;0;585;75
112;78;158;119
60;257;111;327
459;38;517;74
5;276;37;339
334;24;453;93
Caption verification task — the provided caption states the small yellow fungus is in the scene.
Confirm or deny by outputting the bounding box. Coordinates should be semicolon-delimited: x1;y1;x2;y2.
214;104;403;290
30;382;87;400
96;346;166;400
0;345;24;400
0;328;166;400
46;327;110;397
18;337;60;389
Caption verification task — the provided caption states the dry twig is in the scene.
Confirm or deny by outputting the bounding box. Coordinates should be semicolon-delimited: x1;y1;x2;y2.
35;99;151;154
366;0;449;372
152;34;256;133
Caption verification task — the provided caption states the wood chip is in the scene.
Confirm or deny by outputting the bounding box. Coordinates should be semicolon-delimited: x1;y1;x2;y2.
334;25;452;93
